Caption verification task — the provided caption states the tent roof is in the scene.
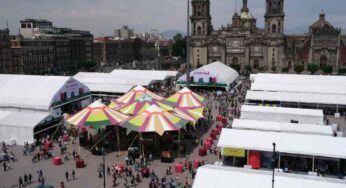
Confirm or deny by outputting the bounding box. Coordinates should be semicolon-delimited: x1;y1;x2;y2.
217;128;346;159
240;105;324;125
232;119;333;136
110;69;178;81
251;73;346;95
0;110;48;129
193;165;346;188
246;90;346;106
0;74;72;111
178;61;239;87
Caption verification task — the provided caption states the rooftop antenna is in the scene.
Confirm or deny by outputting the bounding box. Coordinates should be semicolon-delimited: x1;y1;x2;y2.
235;0;237;13
6;21;8;29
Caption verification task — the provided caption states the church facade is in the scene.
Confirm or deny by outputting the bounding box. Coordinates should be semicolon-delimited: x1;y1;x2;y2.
190;0;346;74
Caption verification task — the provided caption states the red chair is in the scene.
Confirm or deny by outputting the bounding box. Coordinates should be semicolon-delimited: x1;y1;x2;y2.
53;156;62;166
210;132;217;139
199;148;207;156
193;159;199;169
76;159;85;168
206;137;213;143
222;117;227;124
175;163;183;173
203;141;211;150
216;115;222;121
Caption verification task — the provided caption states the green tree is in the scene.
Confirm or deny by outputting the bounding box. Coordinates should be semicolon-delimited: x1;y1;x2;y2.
294;64;305;74
84;61;97;72
321;65;333;74
271;66;276;72
307;64;319;74
245;65;252;73
171;33;187;58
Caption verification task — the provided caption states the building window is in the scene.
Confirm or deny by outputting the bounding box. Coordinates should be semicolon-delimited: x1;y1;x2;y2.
232;57;239;64
27;24;31;28
254;60;259;69
21;23;26;28
272;24;277;33
197;26;202;35
320;56;327;67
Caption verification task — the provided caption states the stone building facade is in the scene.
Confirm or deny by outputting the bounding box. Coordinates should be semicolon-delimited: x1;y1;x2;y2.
190;0;346;73
0;29;11;73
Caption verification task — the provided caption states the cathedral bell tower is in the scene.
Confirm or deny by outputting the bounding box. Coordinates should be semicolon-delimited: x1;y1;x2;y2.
190;0;212;68
191;0;212;36
265;0;285;35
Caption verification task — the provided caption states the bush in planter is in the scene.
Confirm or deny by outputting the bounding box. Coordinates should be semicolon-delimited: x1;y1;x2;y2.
258;66;265;72
338;68;346;75
245;65;252;73
230;64;241;72
271;66;276;72
307;64;319;74
321;65;333;74
282;66;289;73
294;64;305;74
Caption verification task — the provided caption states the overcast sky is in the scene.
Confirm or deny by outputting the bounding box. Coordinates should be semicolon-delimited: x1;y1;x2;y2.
0;0;345;36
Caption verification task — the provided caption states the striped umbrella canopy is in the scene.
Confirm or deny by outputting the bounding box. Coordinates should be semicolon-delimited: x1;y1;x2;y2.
115;85;164;105
118;94;174;115
171;106;205;123
67;100;129;129
121;104;188;136
108;99;123;110
166;87;206;108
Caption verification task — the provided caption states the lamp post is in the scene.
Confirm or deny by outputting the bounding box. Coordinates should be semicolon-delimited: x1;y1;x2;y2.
186;0;190;88
272;142;276;188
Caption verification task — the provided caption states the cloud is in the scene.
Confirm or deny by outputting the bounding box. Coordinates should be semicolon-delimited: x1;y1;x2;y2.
0;0;345;36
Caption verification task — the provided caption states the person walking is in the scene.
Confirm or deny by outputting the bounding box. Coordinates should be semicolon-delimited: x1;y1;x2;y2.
24;173;28;185
72;170;75;180
65;171;69;181
3;162;6;171
19;176;24;188
28;173;32;184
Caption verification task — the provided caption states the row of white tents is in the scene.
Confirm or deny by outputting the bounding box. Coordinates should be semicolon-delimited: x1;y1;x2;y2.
194;73;346;188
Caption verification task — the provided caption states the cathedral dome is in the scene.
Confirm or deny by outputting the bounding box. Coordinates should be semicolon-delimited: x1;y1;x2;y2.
240;11;254;19
311;13;332;29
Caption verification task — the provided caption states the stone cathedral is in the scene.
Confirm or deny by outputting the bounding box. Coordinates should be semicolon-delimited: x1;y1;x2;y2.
189;0;346;73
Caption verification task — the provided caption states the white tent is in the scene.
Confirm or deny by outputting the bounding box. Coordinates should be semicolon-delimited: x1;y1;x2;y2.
246;90;346;106
177;61;239;90
217;128;346;159
251;73;346;95
110;69;178;81
232;119;333;136
240;105;324;125
0;74;89;112
193;165;346;188
0;110;48;145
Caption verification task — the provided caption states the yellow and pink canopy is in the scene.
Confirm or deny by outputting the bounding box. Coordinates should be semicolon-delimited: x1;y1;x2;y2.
67;100;129;129
166;87;206;108
118;94;173;115
172;106;205;123
121;104;188;136
115;85;164;105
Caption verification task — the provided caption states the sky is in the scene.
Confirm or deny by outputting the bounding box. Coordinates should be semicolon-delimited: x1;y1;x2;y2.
0;0;345;36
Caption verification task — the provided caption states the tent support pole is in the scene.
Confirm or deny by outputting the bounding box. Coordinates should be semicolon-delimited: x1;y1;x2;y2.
312;156;315;172
116;126;121;157
247;150;249;165
278;153;281;168
178;130;181;158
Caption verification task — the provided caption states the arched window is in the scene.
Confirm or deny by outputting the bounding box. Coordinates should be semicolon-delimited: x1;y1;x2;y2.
272;24;277;33
197;26;202;35
254;60;259;69
232;57;239;64
320;56;327;67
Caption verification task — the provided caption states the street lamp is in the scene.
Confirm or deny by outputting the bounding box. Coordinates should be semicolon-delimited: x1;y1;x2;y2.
272;142;276;188
186;0;190;88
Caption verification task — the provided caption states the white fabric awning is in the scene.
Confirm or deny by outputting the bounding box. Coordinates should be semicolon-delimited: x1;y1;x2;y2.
251;73;346;95
110;69;178;81
246;90;346;106
193;165;346;188
217;128;346;159
240;105;324;125
0;110;48;145
232;119;333;136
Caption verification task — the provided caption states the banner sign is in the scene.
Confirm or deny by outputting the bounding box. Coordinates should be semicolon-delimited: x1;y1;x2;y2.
223;147;246;157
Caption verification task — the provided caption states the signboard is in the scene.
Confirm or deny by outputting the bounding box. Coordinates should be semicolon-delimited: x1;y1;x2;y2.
223;147;246;157
52;78;90;104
